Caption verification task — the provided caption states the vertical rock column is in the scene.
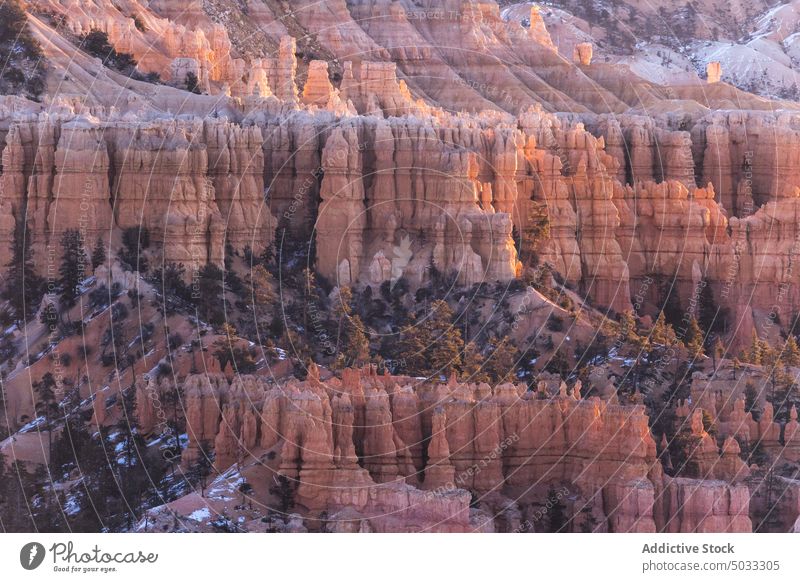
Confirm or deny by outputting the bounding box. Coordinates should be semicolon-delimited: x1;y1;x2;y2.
315;124;366;285
204;120;273;255
47;117;113;258
112;121;224;269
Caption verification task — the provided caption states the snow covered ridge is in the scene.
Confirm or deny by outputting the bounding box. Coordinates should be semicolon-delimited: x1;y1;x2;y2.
502;0;800;99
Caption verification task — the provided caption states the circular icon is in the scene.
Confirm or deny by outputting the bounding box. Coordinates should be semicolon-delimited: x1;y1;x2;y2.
20;542;46;570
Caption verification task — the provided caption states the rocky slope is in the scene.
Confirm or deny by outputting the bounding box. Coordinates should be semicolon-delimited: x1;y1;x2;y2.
501;0;800;99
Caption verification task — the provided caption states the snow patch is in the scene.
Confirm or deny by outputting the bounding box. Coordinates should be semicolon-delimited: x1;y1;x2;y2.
187;507;211;522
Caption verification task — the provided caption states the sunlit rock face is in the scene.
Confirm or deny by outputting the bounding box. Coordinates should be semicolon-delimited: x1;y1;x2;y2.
4;0;800;535
137;366;750;533
6;0;800;344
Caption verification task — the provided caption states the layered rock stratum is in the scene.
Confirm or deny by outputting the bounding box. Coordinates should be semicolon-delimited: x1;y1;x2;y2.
4;0;800;345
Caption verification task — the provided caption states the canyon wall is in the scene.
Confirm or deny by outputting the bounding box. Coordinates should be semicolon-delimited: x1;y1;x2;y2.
5;0;800;334
130;366;754;533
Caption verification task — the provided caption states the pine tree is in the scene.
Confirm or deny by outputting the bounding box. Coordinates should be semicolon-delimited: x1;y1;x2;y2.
333;287;370;369
114;385;156;529
59;229;88;309
660;277;684;329
544;347;570;378
762;340;780;369
186;443;214;498
0;457;37;531
248;263;276;338
762;342;782;402
198;263;226;321
269;474;296;514
651;312;678;346
50;390;93;477
0;450;16;530
212;322;256;374
397;301;464;379
699;282;726;334
120;226;150;274
784;335;800;367
33;372;60;463
185;71;202;94
250;264;276;307
3;220;44;324
712;336;725;369
426;300;464;377
91;236;106;270
701;409;718;437
750;329;764;365
398;315;430;376
744;381;759;414
685;317;705;361
71;427;121;530
332;285;353;346
258;243;274;270
283;328;312;376
484;335;519;383
300;268;322;333
461;341;490;383
238;481;254;509
0;0;46;100
160;384;185;468
619;310;639;343
30;465;68;532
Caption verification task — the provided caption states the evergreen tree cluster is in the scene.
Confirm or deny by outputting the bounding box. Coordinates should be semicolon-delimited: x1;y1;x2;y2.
78;30;159;83
0;383;179;532
396;300;520;382
0;0;46;100
2;221;44;325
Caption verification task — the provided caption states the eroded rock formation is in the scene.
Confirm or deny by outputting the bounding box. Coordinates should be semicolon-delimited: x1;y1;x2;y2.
4;1;800;343
134;366;755;532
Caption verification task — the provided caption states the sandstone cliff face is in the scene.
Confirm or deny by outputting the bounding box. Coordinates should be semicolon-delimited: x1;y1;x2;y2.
152;367;753;532
203;120;272;255
111;119;224;266
0;109;278;271
310;113;522;288
6;0;800;340
9;1;800;535
690;370;800;468
29;0;273;97
660;478;752;533
49;117;113;249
